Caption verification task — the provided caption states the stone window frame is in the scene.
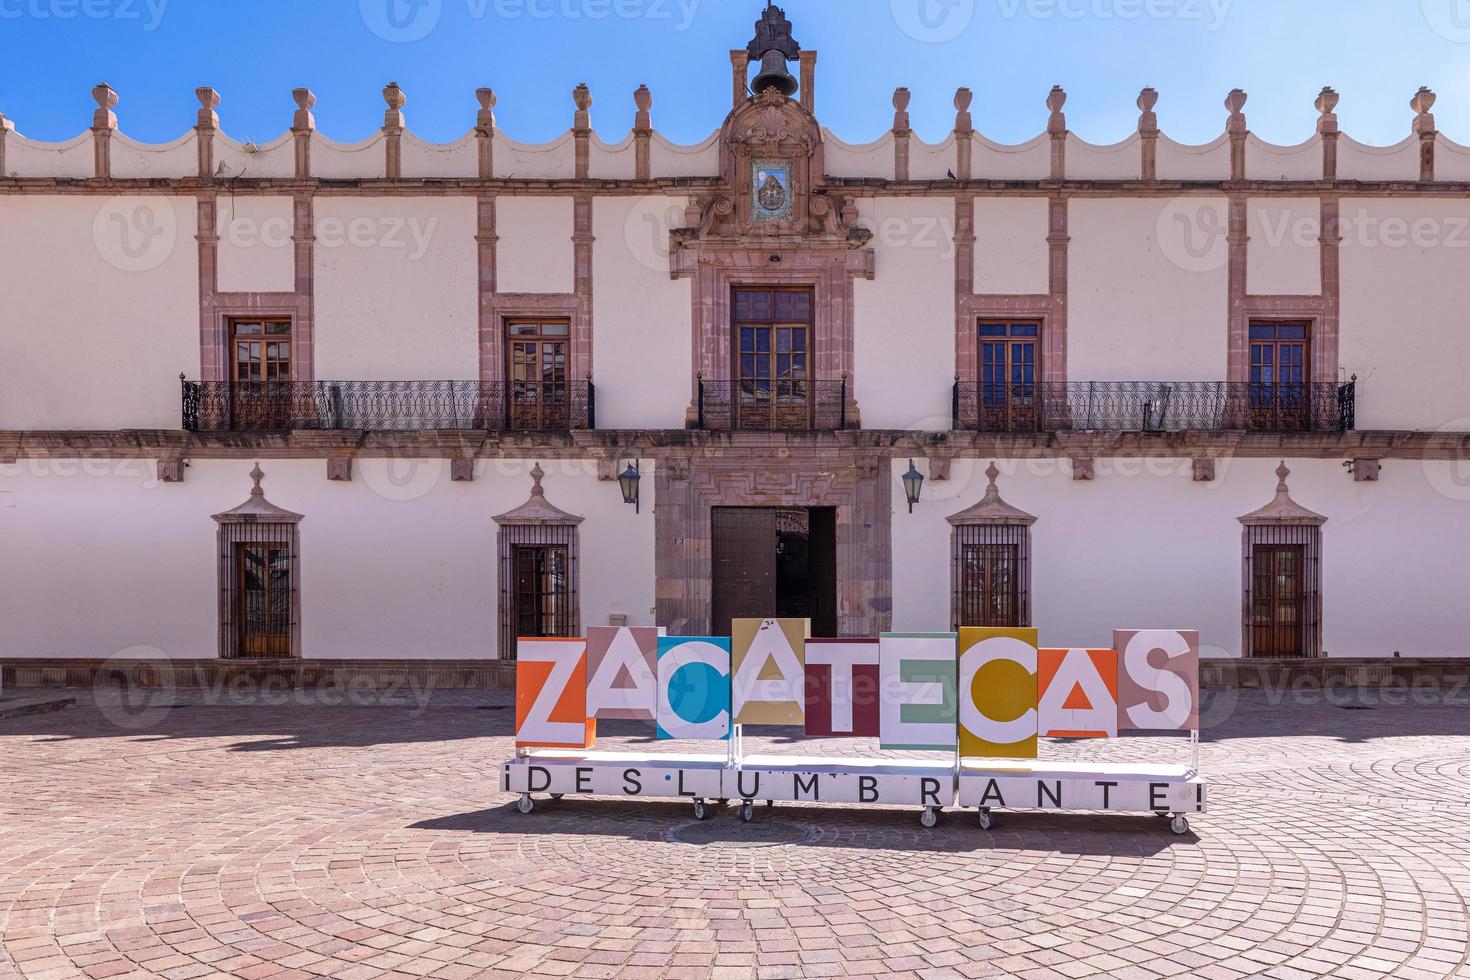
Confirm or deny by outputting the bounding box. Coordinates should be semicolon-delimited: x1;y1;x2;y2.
492;463;584;660
946;462;1038;631
1238;462;1327;659
211;465;304;660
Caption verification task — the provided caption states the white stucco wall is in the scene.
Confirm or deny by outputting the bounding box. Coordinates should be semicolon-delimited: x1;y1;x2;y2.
214;133;296;180
591;196;692;429
0;457;657;660
1155;135;1230;181
890;456;1470;657
111;131;199;179
0;195;197;429
4;132;93;178
1339;198;1470;431
1068;198;1228;381
1066;134;1141;181
1246;136;1322;181
853;197;956;431
648;132;719;178
313;197;477;380
971;135;1050;180
1246;197;1320;296
497;133;574;179
974;197;1049;295
910;135;957;180
495;196;574;294
216;195;297;293
310;134;386;180
824;133;893;179
399;132;478;179
588;134;636;180
1338;137;1418;181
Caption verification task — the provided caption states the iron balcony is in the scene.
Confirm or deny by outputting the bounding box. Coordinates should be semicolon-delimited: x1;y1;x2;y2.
182;379;595;433
951;379;1357;434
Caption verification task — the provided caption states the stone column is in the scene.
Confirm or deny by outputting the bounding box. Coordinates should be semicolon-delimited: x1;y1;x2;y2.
1226;88;1248;182
892;88;911;181
1412;87;1437;182
195;87;220;178
953;88;973;181
1046;86;1067;180
572;83;591;180
1316;87;1339;181
476;88;496;179
292;88;315;179
633;85;652;181
1138;87;1159;181
382;81;406;179
91;83;118;179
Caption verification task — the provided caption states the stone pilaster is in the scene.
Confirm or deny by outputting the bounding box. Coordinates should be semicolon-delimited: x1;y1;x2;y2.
1138;87;1159;181
633;85;652;181
572;83;591;180
291;88;315;179
91;83;117;179
1046;86;1067;181
953;88;973;181
892;88;910;181
195;87;219;178
476;88;496;179
1226;88;1248;182
382;82;406;179
1316;87;1339;181
1412;87;1437;182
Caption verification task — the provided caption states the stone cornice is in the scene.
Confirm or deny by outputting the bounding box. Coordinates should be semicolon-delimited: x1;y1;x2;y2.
6;176;1470;199
3;428;1468;462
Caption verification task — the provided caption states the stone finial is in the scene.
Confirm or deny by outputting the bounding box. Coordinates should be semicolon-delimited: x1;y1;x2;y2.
954;87;973;133
1412;86;1437;134
1225;88;1248;133
529;462;546;494
1239;460;1327;526
1315;86;1339;135
92;82;118;129
249;462;266;497
946;461;1038;527
573;82;592;129
476;87;497;132
195;87;220;129
1137;87;1159;134
292;88;316;131
633;84;652;132
984;461;1000;491
892;87;911;132
1046;85;1067;133
382;81;407;130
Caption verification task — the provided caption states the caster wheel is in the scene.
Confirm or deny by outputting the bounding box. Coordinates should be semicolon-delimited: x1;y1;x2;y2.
693;799;709;821
920;807;939;829
551;793;564;801
516;793;534;815
1169;815;1190;836
977;808;995;831
739;801;755;823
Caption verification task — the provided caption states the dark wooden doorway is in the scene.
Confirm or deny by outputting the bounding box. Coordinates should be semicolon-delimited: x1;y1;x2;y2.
711;506;837;638
1251;543;1305;657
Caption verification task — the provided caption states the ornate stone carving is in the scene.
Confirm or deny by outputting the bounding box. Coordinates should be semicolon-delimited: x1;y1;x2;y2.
493;463;584;526
1238;462;1327;526
947;462;1037;526
1315;86;1339;134
1137;87;1159;134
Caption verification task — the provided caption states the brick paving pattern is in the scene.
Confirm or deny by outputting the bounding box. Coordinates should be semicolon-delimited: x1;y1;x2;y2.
2;687;1469;979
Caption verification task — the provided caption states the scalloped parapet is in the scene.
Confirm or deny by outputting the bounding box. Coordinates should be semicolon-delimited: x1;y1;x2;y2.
0;79;1464;183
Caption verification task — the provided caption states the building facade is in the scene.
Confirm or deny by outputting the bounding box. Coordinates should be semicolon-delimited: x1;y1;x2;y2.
3;7;1470;669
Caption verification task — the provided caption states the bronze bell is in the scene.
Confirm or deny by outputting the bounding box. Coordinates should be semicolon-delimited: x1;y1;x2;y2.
747;2;801;98
752;49;798;97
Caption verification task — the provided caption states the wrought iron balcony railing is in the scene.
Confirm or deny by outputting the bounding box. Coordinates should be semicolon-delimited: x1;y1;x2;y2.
182;379;595;433
952;380;1356;434
695;378;849;431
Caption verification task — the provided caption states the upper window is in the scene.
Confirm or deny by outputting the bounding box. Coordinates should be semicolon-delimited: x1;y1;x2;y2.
230;318;292;383
732;287;813;430
978;321;1041;431
505;319;571;431
1249;321;1310;427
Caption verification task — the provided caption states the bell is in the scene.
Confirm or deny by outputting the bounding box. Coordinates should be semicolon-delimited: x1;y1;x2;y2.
752;49;798;97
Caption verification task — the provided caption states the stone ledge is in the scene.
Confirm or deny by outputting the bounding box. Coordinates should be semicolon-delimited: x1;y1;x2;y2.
0;693;78;720
3;428;1468;461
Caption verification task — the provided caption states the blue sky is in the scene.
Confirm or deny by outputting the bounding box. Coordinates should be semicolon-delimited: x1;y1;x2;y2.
1;0;1467;148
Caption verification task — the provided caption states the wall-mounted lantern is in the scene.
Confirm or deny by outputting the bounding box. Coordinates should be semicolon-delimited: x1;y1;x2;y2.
618;461;641;514
902;459;924;514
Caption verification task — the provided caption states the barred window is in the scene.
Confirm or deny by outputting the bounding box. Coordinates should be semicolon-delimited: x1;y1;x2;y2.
493;463;583;659
947;463;1037;632
212;465;303;660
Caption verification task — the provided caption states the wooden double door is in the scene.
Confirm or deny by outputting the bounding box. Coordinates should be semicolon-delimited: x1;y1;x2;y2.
711;507;837;638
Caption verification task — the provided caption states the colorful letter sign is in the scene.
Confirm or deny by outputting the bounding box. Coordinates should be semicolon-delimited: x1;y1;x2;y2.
656;637;732;740
1116;630;1199;731
731;619;809;725
1038;648;1118;738
585;626;660;720
958;627;1039;759
804;638;881;737
879;633;959;750
515;638;595;749
513;624;1202;755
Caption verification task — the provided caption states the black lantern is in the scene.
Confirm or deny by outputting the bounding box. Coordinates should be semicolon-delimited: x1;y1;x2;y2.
902;459;924;513
618;461;641;513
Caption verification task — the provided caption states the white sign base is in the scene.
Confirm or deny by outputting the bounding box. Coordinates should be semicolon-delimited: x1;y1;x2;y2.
959;760;1206;813
503;751;727;800
728;754;954;808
